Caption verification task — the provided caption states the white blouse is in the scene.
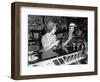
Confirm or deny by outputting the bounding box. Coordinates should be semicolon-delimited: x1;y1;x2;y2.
41;33;59;51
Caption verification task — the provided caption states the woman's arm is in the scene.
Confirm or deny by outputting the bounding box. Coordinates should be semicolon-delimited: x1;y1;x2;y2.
62;27;74;47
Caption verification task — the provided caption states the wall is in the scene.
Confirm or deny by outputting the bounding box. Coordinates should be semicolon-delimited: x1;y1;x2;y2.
0;0;100;82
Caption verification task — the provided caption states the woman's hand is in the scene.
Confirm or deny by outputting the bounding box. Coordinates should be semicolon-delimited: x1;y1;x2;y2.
52;40;59;50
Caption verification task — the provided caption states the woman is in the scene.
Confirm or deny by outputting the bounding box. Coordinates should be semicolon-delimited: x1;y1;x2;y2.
41;21;59;59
